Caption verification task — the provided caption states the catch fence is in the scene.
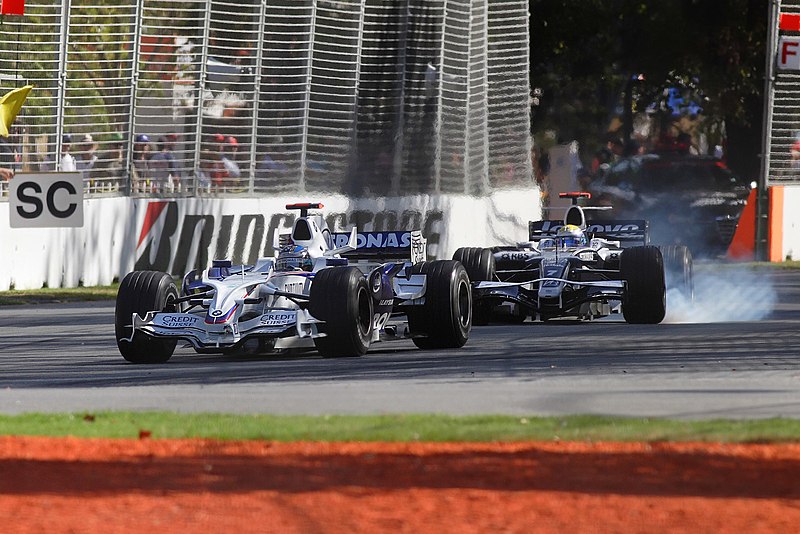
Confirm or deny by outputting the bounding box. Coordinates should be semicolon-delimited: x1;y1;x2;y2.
0;0;532;198
768;0;800;183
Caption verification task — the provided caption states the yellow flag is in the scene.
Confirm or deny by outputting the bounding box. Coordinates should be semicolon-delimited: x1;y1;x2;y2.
0;84;33;138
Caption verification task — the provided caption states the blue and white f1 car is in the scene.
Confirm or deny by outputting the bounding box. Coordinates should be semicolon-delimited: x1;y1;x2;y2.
453;192;693;325
115;202;472;363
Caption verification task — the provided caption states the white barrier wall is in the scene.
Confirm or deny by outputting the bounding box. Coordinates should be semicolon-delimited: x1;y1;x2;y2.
780;185;800;260
0;197;132;291
0;190;541;290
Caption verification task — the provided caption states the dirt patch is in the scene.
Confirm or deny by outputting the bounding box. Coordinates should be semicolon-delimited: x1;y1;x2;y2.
1;437;799;533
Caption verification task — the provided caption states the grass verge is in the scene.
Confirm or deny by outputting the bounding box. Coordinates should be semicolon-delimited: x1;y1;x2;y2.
0;285;118;305
2;412;800;442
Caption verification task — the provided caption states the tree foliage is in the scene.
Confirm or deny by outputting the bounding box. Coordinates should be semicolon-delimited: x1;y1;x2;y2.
529;0;768;178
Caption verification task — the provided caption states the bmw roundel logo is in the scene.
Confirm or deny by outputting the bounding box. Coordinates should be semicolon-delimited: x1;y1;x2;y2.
211;310;224;317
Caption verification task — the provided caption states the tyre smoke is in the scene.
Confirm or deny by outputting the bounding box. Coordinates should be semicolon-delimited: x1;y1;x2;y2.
664;265;777;323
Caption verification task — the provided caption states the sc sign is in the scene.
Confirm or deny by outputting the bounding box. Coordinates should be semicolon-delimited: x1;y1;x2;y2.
10;173;84;228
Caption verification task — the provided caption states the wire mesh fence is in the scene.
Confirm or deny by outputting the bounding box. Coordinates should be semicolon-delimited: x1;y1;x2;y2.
768;0;800;184
0;0;533;199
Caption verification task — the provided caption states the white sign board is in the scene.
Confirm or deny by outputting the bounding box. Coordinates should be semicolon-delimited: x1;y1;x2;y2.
778;37;800;70
9;172;84;228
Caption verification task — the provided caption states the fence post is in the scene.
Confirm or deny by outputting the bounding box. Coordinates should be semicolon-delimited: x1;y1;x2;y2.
55;0;72;170
125;0;144;194
299;0;319;193
432;0;448;194
192;0;213;190
248;0;268;195
756;0;780;261
478;0;490;194
347;0;367;194
391;0;410;196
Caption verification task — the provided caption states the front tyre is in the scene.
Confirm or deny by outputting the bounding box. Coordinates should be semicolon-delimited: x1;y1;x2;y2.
309;266;373;357
620;246;666;324
408;260;472;349
115;271;179;363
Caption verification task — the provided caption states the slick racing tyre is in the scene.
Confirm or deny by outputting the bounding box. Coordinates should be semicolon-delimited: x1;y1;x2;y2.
452;247;495;325
620;246;666;324
659;245;694;302
309;266;373;357
115;271;179;363
407;260;472;349
452;247;495;282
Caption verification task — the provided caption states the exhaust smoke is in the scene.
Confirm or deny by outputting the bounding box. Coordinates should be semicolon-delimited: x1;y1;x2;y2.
664;264;777;323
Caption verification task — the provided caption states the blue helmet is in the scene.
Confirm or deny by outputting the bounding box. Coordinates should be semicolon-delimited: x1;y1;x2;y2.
276;244;312;271
556;224;587;248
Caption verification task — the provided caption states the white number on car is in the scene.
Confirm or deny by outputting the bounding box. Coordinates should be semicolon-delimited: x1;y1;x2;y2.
373;312;390;330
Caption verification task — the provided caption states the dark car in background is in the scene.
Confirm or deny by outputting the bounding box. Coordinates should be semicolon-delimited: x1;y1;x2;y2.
587;152;752;257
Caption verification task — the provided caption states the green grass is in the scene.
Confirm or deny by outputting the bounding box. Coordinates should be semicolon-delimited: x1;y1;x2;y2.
2;412;800;442
0;285;118;305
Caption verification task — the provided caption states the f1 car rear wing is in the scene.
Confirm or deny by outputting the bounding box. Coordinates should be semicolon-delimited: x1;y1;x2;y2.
331;231;427;264
529;219;650;245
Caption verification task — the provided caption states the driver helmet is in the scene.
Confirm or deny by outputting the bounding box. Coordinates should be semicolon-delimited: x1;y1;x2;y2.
275;244;313;271
556;224;587;248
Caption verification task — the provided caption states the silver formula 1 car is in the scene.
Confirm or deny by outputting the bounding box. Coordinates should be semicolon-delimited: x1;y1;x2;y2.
453;192;693;324
115;202;471;363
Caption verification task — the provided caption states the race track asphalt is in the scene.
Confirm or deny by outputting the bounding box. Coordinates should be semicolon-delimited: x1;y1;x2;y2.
1;265;799;419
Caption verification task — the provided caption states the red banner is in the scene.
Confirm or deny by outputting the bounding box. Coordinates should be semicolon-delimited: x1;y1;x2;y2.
0;0;25;15
781;13;800;31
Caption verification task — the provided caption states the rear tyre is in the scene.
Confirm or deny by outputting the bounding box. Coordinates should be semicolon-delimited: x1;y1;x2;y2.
659;245;694;301
452;247;495;325
452;247;495;282
309;266;373;357
620;246;666;324
115;271;179;363
408;260;472;349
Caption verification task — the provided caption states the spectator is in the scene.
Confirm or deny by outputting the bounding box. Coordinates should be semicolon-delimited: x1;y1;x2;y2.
221;135;241;187
255;151;288;189
132;134;152;192
591;134;623;177
0;134;15;181
99;132;125;182
77;133;99;181
60;134;77;172
202;133;227;189
790;140;800;172
31;134;53;171
676;132;699;155
623;138;642;157
196;148;216;193
149;135;181;193
165;132;182;186
230;49;254;95
532;146;549;188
